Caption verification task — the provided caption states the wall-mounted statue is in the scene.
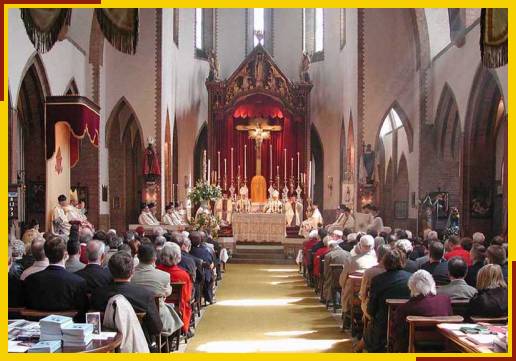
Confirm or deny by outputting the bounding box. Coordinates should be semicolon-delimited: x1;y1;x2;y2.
208;49;220;81
143;136;161;180
299;52;311;82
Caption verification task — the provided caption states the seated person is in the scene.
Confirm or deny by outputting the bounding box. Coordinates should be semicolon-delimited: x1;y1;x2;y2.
443;235;472;265
322;240;351;303
284;194;303;227
157;242;194;336
67;191;95;236
361;248;411;353
51;194;72;237
8;240;25;279
91;251;162;340
8;246;24;307
162;203;187;226
189;232;215;304
395;239;418;273
465;244;486;287
313;236;330;279
235;185;252;213
326;206;355;233
437;257;478;301
132;243;183;336
20;237;48;281
360;244;390;319
392;270;452;352
65;238;86;273
22;219;44;253
467;264;508;318
421;241;450;285
486;245;508;282
214;192;233;226
138;203;160;226
299;204;323;237
23;236;88;317
303;230;320;274
76;240;112;292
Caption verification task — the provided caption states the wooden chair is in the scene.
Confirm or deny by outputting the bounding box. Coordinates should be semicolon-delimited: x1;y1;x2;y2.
154;297;171;353
386;298;409;351
470;316;508;324
328;264;343;313
349;273;364;337
20;309;78;321
406;315;463;353
318;258;326;300
306;250;314;287
166;282;186;350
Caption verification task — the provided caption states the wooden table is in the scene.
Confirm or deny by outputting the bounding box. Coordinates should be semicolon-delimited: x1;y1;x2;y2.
437;324;495;353
232;213;285;243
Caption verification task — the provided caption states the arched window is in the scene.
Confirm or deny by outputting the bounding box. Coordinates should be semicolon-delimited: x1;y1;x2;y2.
380;108;404;138
303;8;324;61
246;8;273;55
195;8;215;59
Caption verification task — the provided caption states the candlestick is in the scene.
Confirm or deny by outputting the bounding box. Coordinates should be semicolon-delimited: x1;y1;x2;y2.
231;147;234;181
217;151;221;181
308;161;312;198
277;165;279;178
291;157;294;178
172;184;175;203
269;144;273;180
297;152;300;180
244;144;247;180
224;158;227;179
208;159;211;184
284;148;287;180
203;149;207;181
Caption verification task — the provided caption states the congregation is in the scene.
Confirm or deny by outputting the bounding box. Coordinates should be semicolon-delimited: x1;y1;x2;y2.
8;217;224;352
299;206;509;353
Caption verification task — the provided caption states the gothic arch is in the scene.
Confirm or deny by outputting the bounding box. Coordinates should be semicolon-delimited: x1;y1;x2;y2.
462;65;505;237
172;117;179;203
106;97;145;230
434;83;460;159
310;124;324;211
164;110;172;205
339;117;346;203
193;123;208;183
375;101;414;153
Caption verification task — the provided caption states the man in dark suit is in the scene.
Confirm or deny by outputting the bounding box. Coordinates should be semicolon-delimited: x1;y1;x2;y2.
8;246;24;307
23;236;88;318
362;248;411;352
421;241;450;285
91;251;162;339
76;240;112;292
189;231;214;303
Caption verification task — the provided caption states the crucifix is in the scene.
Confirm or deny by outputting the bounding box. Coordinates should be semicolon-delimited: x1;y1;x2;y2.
235;118;282;203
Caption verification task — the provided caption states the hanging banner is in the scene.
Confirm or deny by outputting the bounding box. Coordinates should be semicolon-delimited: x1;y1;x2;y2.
20;8;71;53
480;8;508;68
95;8;139;54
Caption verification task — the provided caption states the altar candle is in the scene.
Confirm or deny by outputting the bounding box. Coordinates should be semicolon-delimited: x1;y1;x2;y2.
284;148;287;179
308;161;312;198
224;158;227;179
231;147;234;180
291;157;294;178
217;151;221;178
203;150;207;181
208;159;211;184
189;173;192;188
244;144;247;179
238;165;241;178
269;144;273;178
297;152;300;180
277;165;279;177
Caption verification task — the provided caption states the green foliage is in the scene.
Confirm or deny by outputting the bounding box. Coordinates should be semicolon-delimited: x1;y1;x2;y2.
188;180;222;204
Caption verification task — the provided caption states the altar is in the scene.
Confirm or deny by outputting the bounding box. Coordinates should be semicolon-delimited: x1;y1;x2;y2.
232;213;285;243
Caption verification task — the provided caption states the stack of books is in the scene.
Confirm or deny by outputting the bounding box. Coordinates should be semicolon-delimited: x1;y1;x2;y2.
62;323;94;347
39;315;73;341
27;340;62;353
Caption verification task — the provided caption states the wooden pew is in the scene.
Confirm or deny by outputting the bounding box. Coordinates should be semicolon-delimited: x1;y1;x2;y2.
348;273;364;337
166;282;186;350
470;316;508;324
328;264;344;312
406;315;464;352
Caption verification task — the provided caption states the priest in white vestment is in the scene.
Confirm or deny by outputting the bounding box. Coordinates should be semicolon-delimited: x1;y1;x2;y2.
139;203;160;226
235;186;252;213
263;190;283;214
51;194;72;236
299;204;323;237
327;206;355;232
285;194;303;227
67;190;94;235
365;205;384;233
162;204;185;225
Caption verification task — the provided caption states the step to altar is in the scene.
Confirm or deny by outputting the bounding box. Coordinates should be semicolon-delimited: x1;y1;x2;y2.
227;242;302;265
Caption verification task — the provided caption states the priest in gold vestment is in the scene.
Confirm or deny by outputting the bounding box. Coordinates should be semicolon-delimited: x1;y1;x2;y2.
215;192;233;226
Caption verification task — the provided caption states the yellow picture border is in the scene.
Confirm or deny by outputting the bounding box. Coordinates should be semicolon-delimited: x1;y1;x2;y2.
1;2;512;360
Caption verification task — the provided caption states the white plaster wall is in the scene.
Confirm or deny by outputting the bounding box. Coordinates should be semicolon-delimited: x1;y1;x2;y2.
217;9;246;79
424;9;451;59
430;22;508;130
8;8;88;103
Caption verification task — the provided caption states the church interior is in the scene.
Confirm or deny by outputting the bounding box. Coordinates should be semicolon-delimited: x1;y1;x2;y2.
7;8;509;354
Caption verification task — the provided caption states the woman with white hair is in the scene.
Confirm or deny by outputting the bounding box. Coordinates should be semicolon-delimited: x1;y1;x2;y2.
156;242;193;337
391;270;452;352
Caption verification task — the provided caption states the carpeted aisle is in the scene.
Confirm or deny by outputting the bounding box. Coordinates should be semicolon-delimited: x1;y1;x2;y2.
185;263;353;353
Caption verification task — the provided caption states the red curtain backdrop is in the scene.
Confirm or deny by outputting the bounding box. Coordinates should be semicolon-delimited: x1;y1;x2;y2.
213;95;305;188
45;96;100;167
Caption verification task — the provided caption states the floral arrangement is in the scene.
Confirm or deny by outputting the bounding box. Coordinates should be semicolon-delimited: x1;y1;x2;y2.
188;180;222;204
189;212;221;238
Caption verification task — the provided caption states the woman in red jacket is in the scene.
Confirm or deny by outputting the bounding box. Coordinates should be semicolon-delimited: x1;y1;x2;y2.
157;242;193;335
